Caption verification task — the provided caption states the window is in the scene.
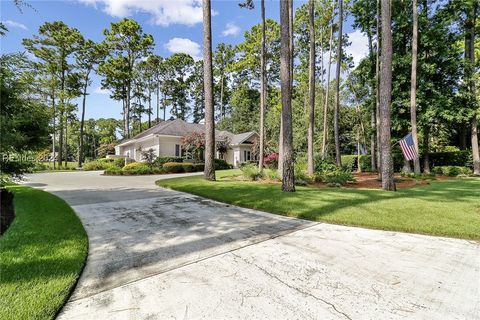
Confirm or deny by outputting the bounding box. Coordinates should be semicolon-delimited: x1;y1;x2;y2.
244;150;251;161
175;144;181;157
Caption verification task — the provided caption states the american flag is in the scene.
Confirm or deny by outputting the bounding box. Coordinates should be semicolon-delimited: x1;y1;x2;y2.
399;133;418;161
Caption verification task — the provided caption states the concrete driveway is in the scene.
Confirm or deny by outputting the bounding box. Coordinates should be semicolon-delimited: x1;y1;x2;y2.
24;171;480;320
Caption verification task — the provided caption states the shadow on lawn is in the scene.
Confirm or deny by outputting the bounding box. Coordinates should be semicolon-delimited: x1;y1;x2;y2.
164;177;480;222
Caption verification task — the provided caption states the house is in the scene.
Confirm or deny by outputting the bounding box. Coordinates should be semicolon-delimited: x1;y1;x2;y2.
114;119;258;168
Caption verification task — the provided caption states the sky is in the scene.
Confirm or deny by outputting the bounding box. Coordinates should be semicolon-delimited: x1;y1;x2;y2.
1;0;368;121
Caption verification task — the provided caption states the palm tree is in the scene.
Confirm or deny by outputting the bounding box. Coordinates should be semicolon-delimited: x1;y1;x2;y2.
410;0;421;174
379;0;396;191
203;0;215;181
333;0;343;167
280;0;295;192
307;0;315;175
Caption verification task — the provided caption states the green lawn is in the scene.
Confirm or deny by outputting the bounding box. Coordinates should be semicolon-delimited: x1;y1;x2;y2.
0;186;88;320
157;170;480;240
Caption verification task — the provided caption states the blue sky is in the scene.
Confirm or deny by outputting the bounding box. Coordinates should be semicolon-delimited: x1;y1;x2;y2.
1;0;367;120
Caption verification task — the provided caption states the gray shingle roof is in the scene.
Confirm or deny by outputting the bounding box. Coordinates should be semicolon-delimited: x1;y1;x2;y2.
123;119;257;146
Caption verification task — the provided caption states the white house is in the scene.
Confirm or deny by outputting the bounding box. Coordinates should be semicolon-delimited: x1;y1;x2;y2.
114;119;258;168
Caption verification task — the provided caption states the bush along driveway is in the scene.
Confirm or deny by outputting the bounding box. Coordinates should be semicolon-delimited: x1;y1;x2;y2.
0;186;88;320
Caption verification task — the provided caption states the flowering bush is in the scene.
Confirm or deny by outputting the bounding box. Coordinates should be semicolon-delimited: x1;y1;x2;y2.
181;132;205;161
264;153;278;169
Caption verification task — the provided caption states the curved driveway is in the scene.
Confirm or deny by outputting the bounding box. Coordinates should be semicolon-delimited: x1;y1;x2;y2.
24;171;480;320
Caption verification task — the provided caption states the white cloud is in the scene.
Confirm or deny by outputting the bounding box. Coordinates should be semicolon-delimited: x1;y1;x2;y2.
222;22;240;37
78;0;203;26
164;37;202;61
93;86;111;95
345;30;369;67
2;20;28;30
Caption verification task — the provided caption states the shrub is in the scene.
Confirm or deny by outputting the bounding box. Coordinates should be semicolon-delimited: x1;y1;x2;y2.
122;162;160;175
153;156;183;168
433;166;472;176
264;169;279;181
163;162;185;173
340;155;356;172
314;159;355;186
193;163;205;172
427;151;472;168
104;167;123;175
240;163;263;181
182;162;195;172
214;159;232;170
83;160;113;171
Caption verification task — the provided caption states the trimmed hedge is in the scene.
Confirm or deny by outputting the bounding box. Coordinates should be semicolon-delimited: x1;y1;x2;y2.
433;166;472;176
83;160;114;171
163;162;185;173
153;156;183;168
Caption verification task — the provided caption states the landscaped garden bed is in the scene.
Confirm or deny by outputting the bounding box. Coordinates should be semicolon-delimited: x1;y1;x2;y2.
0;186;88;320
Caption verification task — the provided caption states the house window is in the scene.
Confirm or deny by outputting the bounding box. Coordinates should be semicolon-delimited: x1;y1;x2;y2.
175;144;181;157
244;150;251;161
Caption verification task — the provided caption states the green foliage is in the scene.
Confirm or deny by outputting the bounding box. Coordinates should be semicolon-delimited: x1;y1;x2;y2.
214;159;232;170
314;158;356;186
122;162;159;175
428;151;473;168
83;160;114;171
104;166;123;175
240;163;263;181
182;162;195;172
433;166;472;176
263;169;280;181
0;54;50;180
153;156;183;168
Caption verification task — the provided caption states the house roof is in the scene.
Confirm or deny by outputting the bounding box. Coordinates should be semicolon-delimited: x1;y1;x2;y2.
118;119;258;147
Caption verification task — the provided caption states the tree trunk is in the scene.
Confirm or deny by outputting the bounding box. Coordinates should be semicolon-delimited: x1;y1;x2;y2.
203;0;216;181
333;0;343;167
78;73;89;168
321;19;334;159
126;82;131;138
376;0;382;178
307;0;315;176
410;0;421;174
467;4;479;175
379;0;396;191
220;72;225;119
52;93;56;170
148;90;152;128
423;126;430;173
280;0;295;192
259;0;266;172
156;83;160;123
367;18;377;172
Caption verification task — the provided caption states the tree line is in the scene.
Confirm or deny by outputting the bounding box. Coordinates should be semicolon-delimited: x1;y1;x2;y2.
1;0;478;192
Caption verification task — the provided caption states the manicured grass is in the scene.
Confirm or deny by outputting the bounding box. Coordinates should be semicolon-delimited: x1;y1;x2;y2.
0;186;88;320
157;170;480;240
